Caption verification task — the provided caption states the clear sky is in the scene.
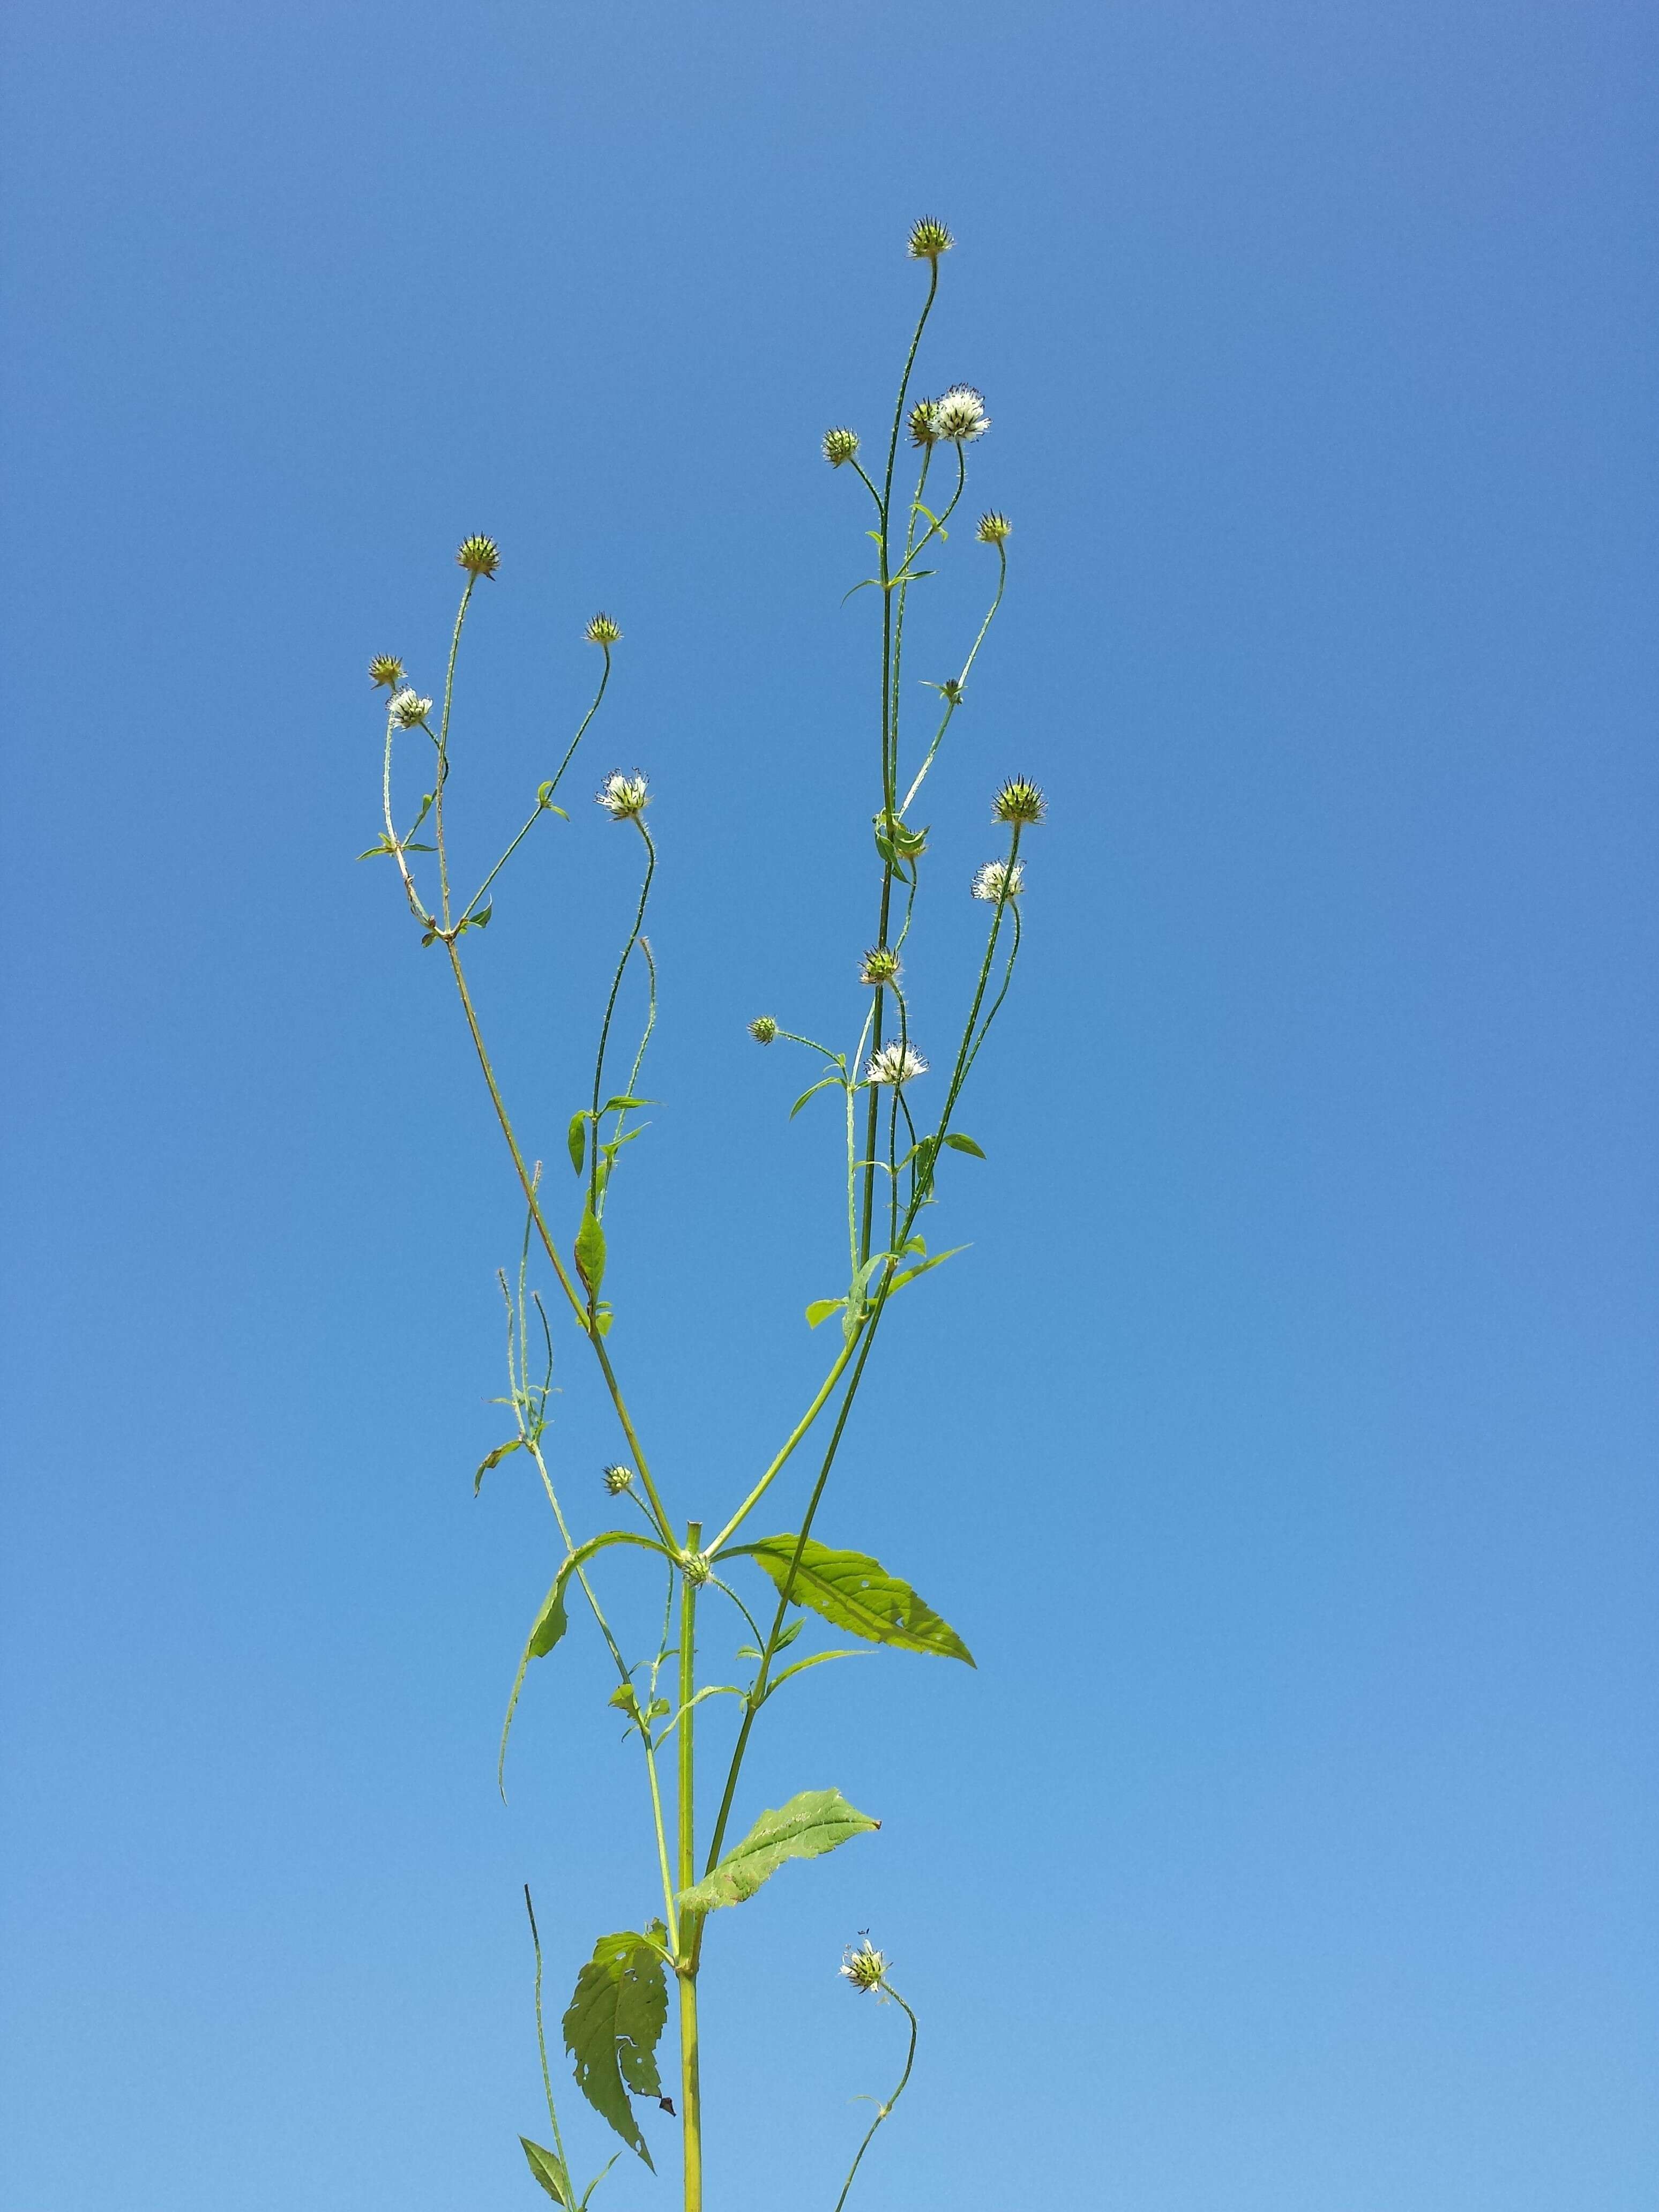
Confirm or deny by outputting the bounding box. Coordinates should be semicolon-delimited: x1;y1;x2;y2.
3;3;1655;2208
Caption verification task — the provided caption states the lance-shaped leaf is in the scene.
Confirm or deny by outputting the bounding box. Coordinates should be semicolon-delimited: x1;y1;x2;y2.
562;1932;668;2165
574;1208;606;1296
678;1787;879;1914
499;1529;668;1791
729;1535;974;1665
521;2138;573;2204
474;1435;522;1494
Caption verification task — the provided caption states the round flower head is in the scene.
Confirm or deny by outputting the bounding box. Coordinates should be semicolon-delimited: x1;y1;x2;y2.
992;776;1045;826
860;946;901;989
907;398;942;449
586;612;622;646
680;1549;712;1587
749;1016;778;1045
603;1463;634;1495
822;427;861;469
865;1039;928;1087
908;217;954;261
369;655;406;691
972;857;1026;902
976;512;1012;544
840;1937;888;1993
936;385;989;443
390;687;433;728
456;535;501;580
596;771;649;820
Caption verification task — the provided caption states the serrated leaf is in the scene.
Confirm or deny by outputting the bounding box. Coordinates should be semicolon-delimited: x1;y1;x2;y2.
521;2138;572;2203
943;1132;985;1158
574;1208;606;1296
474;1436;522;1494
730;1536;974;1664
562;1933;668;2164
567;1112;589;1176
678;1787;879;1914
804;1297;847;1329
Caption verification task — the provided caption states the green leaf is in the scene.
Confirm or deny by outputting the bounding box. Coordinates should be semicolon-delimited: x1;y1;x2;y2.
790;1075;840;1119
943;1132;985;1158
678;1787;879;1914
562;1932;668;2165
355;837;397;861
499;1530;667;1790
730;1536;974;1665
567;1112;588;1176
474;1436;522;1494
886;1244;967;1298
804;1297;847;1329
599;1095;654;1114
521;2138;572;2204
577;2155;621;2209
574;1208;606;1297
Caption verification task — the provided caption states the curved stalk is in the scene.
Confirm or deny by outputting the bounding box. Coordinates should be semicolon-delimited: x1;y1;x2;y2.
831;1984;919;2212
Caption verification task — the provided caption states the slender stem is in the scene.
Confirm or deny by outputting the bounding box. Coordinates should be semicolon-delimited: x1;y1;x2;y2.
524;1888;572;2172
432;575;479;928
706;1330;862;1557
831;1985;919;2212
677;1526;703;2212
589;818;656;1220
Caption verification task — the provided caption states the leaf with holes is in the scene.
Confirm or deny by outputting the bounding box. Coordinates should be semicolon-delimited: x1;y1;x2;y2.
562;1932;668;2164
729;1536;974;1664
677;1788;879;1913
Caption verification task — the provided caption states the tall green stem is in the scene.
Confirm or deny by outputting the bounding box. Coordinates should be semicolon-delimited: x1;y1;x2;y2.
677;1525;703;2212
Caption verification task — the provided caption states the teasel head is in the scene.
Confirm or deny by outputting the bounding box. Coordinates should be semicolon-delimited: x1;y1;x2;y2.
748;1016;779;1045
679;1549;712;1587
840;1936;889;1993
936;385;990;443
390;687;433;728
822;426;861;469
907;217;954;263
907;398;942;449
859;946;901;990
992;776;1045;826
865;1039;928;1087
603;1464;634;1496
976;511;1012;544
369;655;406;691
586;612;622;646
456;534;501;580
972;857;1026;903
596;771;649;821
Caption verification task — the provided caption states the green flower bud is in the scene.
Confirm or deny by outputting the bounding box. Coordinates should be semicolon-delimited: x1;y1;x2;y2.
457;535;500;580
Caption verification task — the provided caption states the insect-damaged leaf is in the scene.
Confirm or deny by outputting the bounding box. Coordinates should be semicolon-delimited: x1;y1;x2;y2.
677;1787;879;1914
730;1536;974;1665
562;1932;668;2164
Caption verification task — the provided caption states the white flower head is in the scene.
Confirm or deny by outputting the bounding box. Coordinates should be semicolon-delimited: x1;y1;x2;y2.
596;771;649;820
936;385;989;442
972;858;1025;902
390;687;432;727
865;1039;928;1087
840;1937;888;1994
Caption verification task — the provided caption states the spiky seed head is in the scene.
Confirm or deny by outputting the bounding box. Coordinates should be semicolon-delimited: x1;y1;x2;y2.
390;687;433;727
840;1937;888;1992
369;655;406;691
992;776;1045;826
596;771;649;820
603;1463;634;1495
907;398;942;449
749;1016;779;1045
456;535;500;580
680;1549;712;1587
586;612;622;645
865;1039;928;1087
976;511;1012;544
936;385;990;443
973;857;1026;902
908;217;954;261
860;946;901;989
822;427;861;469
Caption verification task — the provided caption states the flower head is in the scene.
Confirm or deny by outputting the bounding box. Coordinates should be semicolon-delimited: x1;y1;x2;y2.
865;1039;928;1087
907;398;942;449
822;427;861;469
840;1937;888;1993
973;857;1026;902
456;535;501;580
369;655;406;691
596;772;649;820
908;217;954;262
390;687;432;727
680;1549;712;1587
603;1464;634;1496
749;1016;778;1045
936;385;989;443
860;946;901;989
976;511;1012;544
586;612;622;646
992;777;1045;826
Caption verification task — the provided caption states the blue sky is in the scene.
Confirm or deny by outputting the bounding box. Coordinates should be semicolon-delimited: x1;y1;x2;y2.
2;2;1655;2208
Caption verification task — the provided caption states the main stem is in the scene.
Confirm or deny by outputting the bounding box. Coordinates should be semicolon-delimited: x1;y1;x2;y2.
677;1523;703;2212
